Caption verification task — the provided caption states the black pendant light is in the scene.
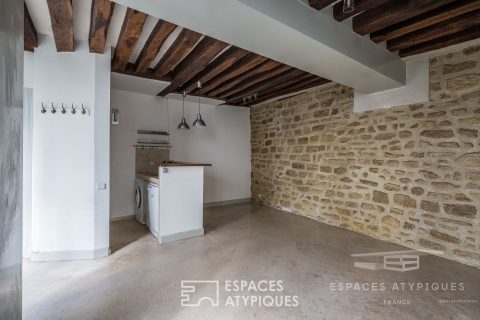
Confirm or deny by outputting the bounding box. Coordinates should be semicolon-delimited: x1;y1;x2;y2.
192;97;206;128
192;81;206;128
177;91;190;130
343;0;354;13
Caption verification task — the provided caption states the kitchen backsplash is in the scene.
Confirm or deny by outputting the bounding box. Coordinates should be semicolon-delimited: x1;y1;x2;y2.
135;148;170;175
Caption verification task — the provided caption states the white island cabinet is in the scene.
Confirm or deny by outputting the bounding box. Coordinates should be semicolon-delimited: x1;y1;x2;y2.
155;162;211;244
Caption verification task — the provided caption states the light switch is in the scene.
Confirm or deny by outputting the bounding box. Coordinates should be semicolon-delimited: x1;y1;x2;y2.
96;183;107;190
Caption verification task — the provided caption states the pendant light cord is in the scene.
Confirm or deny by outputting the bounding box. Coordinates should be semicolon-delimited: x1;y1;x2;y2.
166;98;170;143
182;94;185;116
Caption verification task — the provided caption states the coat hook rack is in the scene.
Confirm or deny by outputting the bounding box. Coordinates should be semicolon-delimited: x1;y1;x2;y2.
39;102;90;116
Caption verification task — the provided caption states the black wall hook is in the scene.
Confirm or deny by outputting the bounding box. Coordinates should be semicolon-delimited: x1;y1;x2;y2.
71;104;76;114
51;103;56;114
41;103;47;113
81;104;86;115
61;103;66;114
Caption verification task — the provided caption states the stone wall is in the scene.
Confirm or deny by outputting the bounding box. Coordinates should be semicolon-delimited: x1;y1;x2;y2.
251;45;480;267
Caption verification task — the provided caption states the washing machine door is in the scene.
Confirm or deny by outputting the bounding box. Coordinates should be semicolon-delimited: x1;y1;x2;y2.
135;185;142;209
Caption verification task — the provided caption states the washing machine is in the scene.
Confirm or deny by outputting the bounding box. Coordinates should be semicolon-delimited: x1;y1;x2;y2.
134;178;148;224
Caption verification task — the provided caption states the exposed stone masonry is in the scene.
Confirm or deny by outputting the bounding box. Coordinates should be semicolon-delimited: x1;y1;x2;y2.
251;45;480;267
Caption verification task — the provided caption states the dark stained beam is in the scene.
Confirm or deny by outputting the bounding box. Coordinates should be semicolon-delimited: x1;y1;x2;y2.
210;60;284;97
89;0;115;54
194;54;267;95
370;0;480;43
227;68;305;104
247;73;314;98
399;25;480;57
241;77;329;106
46;0;74;52
308;0;338;11
112;8;147;71
333;0;390;22
388;9;480;52
24;3;38;52
135;20;177;73
153;29;202;78
215;63;291;99
157;37;228;96
181;46;249;92
352;0;456;35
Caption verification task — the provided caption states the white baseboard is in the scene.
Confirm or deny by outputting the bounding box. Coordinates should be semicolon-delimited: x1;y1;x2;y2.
30;247;110;261
160;228;204;244
204;198;251;208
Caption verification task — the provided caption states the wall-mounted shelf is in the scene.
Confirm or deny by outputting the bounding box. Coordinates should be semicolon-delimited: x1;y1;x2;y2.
133;144;171;149
137;130;169;136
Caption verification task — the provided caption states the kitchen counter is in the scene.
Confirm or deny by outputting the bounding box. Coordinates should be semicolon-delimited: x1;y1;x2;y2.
136;162;208;244
136;162;211;184
158;161;211;167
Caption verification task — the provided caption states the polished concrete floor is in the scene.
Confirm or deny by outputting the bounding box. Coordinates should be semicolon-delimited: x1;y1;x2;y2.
24;203;480;320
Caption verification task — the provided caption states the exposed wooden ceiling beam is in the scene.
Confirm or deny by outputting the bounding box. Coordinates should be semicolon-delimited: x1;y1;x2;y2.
242;77;329;106
135;20;177;73
193;54;267;95
388;9;480;52
24;2;38;52
180;46;249;92
308;0;338;11
352;0;456;35
112;8;147;71
153;29;202;78
89;0;115;54
216;63;291;99
370;0;480;43
157;37;228;96
46;0;74;52
399;25;480;57
227;68;305;104
249;73;314;98
333;0;390;22
210;60;283;97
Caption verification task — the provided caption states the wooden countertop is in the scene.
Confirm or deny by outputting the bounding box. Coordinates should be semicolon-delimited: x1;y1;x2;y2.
136;162;211;184
158;161;212;167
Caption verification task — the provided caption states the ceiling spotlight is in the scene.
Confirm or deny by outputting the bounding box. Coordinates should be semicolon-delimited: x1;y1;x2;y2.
343;0;354;13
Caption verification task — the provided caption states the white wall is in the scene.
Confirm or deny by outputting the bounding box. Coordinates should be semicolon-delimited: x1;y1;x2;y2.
30;36;110;260
94;47;111;255
110;89;251;219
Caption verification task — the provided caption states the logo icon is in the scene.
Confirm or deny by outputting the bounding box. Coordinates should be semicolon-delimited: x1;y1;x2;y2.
180;280;220;307
351;249;443;272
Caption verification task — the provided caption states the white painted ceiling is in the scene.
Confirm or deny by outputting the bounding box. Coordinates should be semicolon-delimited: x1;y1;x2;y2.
111;73;170;95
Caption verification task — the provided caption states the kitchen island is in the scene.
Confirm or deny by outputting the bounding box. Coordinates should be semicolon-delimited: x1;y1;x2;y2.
137;162;211;244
